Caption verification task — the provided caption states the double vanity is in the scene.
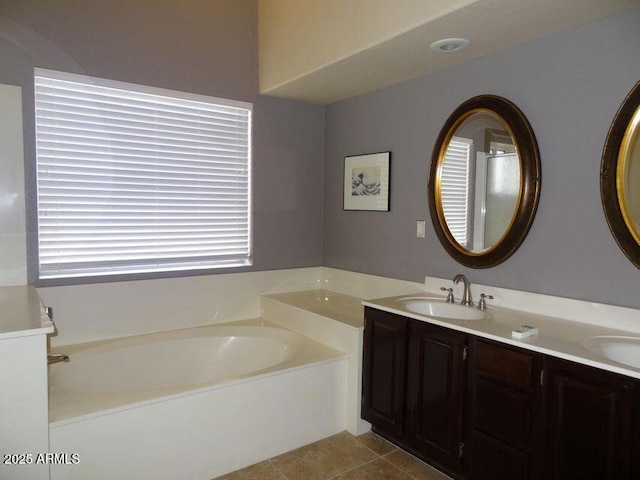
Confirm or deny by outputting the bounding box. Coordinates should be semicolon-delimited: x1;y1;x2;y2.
361;277;640;480
360;80;640;479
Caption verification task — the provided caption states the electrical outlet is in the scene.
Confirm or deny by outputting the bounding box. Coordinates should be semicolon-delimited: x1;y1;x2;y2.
416;220;426;238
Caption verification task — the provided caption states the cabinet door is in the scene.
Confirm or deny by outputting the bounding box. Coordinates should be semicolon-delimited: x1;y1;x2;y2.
362;307;408;436
544;358;633;480
406;320;466;473
467;339;542;480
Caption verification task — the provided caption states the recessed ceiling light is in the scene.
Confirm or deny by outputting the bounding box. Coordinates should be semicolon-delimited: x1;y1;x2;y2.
430;38;470;53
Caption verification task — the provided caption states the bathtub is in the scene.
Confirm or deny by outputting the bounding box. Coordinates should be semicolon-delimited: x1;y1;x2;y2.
48;319;348;480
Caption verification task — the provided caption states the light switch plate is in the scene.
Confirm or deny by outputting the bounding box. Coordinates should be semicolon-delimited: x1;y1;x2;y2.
416;220;426;238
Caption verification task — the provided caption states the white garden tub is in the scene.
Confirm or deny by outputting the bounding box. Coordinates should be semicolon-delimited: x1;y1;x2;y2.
48;319;347;480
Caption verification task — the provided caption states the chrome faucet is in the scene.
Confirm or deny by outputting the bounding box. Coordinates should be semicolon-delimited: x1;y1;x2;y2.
453;274;473;306
47;353;70;365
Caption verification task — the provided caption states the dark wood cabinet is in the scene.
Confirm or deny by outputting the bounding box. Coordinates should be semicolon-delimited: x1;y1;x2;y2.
406;321;466;473
361;307;407;436
543;358;634;480
467;338;542;480
362;307;640;480
632;382;640;478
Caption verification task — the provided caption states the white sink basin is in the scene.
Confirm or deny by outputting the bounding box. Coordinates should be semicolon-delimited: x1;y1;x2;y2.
582;336;640;369
396;297;487;321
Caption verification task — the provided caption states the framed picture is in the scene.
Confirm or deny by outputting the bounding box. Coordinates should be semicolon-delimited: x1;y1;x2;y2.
343;152;391;211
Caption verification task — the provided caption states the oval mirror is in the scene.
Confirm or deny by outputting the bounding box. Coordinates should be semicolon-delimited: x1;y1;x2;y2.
601;80;640;268
428;95;541;268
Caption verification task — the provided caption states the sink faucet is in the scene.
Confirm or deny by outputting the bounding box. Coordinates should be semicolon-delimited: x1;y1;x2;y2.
453;274;473;306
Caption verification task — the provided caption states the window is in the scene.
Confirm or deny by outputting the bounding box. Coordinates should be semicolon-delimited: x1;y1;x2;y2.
34;68;252;280
440;136;471;248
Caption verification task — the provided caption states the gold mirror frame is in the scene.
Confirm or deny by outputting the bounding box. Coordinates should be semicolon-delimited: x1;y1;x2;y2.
428;95;541;268
601;80;640;268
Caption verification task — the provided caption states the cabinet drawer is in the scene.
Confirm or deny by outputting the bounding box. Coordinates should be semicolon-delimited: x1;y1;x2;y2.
475;340;534;389
474;378;532;448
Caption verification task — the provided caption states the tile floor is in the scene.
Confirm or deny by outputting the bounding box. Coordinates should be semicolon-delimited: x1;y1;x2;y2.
214;431;453;480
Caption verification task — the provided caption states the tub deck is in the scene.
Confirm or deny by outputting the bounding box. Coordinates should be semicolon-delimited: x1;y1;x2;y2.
261;289;364;328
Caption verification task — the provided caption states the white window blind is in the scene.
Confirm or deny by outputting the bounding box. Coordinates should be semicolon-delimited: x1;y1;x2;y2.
34;68;252;279
440;137;472;247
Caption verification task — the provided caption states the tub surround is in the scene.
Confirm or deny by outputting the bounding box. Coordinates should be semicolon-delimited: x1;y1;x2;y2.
37;266;640;384
0;286;53;480
36;266;423;348
38;267;329;347
39;267;640;421
302;267;425;300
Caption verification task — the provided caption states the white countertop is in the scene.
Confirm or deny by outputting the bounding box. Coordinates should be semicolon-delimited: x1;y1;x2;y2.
363;293;640;381
0;285;54;340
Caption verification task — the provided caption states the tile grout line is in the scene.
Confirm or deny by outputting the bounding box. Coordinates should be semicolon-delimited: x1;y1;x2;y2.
265;433;384;480
327;454;385;480
220;432;433;480
326;434;387;480
328;434;423;480
353;438;393;457
385;449;454;480
380;451;430;480
363;431;452;480
266;458;292;480
327;433;392;480
327;433;408;480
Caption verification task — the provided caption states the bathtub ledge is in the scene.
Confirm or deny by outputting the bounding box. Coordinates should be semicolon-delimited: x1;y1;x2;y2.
261;289;364;329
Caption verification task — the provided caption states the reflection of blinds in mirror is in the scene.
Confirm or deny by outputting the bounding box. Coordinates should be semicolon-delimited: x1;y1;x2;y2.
441;137;472;247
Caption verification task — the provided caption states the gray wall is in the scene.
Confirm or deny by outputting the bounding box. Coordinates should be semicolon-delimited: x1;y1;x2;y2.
0;0;258;102
2;1;639;306
324;8;640;308
0;0;324;284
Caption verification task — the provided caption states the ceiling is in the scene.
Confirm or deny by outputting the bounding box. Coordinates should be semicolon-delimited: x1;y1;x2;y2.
258;0;640;104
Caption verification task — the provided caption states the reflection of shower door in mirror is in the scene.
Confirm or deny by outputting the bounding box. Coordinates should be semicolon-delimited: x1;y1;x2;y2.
473;153;520;251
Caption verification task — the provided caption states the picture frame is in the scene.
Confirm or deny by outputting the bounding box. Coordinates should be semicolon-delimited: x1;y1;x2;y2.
343;152;391;211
